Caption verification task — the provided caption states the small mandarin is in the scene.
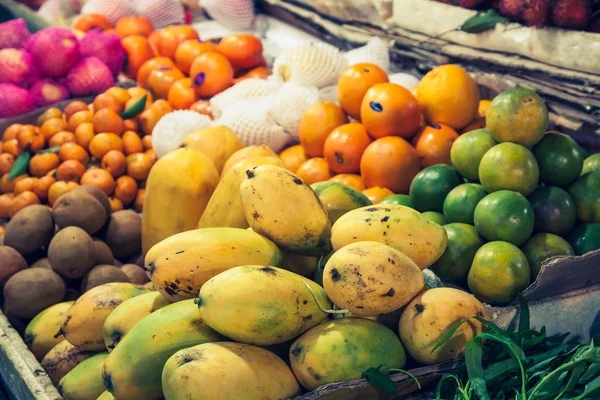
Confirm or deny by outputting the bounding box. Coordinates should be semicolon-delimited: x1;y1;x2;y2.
101;150;127;178
68;110;94;131
40;118;69;140
47;181;79;205
295;158;333;185
9;191;40;217
329;174;365;191
3;124;22;141
108;197;124;213
75;123;95;149
3;139;22;157
141;135;153;150
0;193;14;218
0;173;28;194
14;177;38;195
134;188;145;212
17;127;45;151
93;93;124;114
59;142;90;164
362;187;395;204
105;87;132;104
33;176;56;201
122;131;144;155
56;160;86;182
126;153;153;181
114;175;138;205
0;154;14;176
80;168;116;196
92;108;125;136
48;131;76;148
64;101;89;120
279;145;307;173
29;153;60;177
89;133;124;159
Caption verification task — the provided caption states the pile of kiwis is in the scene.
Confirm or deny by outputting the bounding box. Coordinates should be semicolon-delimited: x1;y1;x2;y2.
0;185;150;326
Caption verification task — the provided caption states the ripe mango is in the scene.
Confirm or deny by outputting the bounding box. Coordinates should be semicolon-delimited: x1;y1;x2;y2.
221;145;279;177
331;204;447;269
162;342;301;400
399;288;488;365
97;392;115;400
198;265;331;345
103;291;170;351
290;318;406;390
179;125;244;173
24;301;74;361
240;165;332;255
61;283;151;351
197;156;285;229
142;147;219;257
58;352;108;400
40;340;95;385
103;299;223;400
145;228;282;301
311;181;372;224
323;241;423;316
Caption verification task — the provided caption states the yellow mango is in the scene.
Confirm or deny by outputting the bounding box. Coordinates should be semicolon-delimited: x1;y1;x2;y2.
58;353;108;400
24;301;74;361
40;340;94;385
221;145;278;177
179;125;244;173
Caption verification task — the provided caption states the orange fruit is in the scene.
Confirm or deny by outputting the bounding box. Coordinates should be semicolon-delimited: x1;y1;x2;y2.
37;108;63;126
75;123;95;149
101;150;127;178
29;153;60;177
47;181;79;205
68;110;93;131
324;122;372;174
299;102;348;158
49;131;76;148
108;197;124;212
416;64;480;130
232;66;271;84
3;124;22;140
40;118;69;140
360;83;421;139
411;123;460;168
147;67;185;100
115;15;154;38
0;173;27;194
188;100;213;119
329;174;365;191
81;168;116;196
46;169;56;177
337;63;389;119
114;175;138;205
168;78;198;110
64;101;89;120
148;29;161;55
0;153;14;176
136;57;176;88
105;87;131;104
122;35;155;79
141;135;153;150
59;142;90;164
189;52;234;98
16;128;44;151
3;139;23;157
158;25;199;58
134;188;145;212
126;153;153;181
151;99;173;115
460;99;492;134
139;102;171;136
0;193;14;218
217;34;263;69
360;136;421;194
93;108;125;136
478;100;492;118
296;158;333;185
14;177;38;195
145;149;157;165
124;118;139;132
56;160;86;182
89;133;124;159
122;131;144;155
9;191;40;217
33;176;55;201
73;14;112;32
279;145;307;173
175;40;217;75
93;93;124;114
362;187;395;204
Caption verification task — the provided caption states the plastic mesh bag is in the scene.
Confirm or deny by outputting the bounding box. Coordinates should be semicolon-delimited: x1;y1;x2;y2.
273;42;347;89
136;0;185;28
216;98;290;152
210;78;281;118
200;0;255;30
388;73;420;90
344;37;390;73
80;0;137;25
265;82;320;138
318;85;339;103
152;110;212;158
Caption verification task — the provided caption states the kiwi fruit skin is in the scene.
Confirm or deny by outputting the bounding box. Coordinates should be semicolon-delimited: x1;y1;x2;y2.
3;268;66;319
72;185;111;218
53;191;107;234
92;239;114;265
0;246;28;286
48;227;96;279
120;264;149;284
80;264;130;293
30;257;52;270
103;210;142;259
3;205;54;255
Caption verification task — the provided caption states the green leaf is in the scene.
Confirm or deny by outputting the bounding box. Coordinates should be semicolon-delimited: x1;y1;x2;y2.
461;9;509;34
121;94;147;120
36;145;61;154
431;318;470;354
8;150;31;180
385;368;422;390
465;339;490;400
362;367;399;399
518;294;530;334
485;358;519;384
435;374;465;400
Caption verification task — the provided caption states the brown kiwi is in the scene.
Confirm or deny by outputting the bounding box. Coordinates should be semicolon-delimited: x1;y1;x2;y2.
92;239;113;265
120;264;149;284
0;246;28;286
3;205;54;255
80;264;129;292
52;191;107;234
47;227;96;279
72;185;111;218
104;210;141;259
3;268;66;318
30;257;52;269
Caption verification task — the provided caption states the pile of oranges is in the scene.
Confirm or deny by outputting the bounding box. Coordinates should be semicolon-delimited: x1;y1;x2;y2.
279;63;489;204
74;14;269;114
0;85;167;221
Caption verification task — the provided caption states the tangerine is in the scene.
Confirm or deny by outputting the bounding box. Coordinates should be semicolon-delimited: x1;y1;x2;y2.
148;30;161;55
134;188;145;212
158;25;200;58
59;142;90;164
115;15;154;38
47;181;78;205
188;100;213;119
40;118;69;140
295;158;332;185
0;173;27;194
93;108;125;136
142;135;153;150
89;133;124;159
74;123;95;149
362;187;395;204
9;191;40;217
175;40;217;75
217;34;263;69
3;124;21;140
479;143;540;196
126;153;153;180
108;197;124;212
124;118;139;132
37;108;63;126
101;150;127;178
48;131;75;148
232;66;270;84
3;139;22;157
411;123;459;168
105;87;132;104
122;131;144;155
73;14;112;32
324;123;372;174
147;67;185;100
17;126;45;151
299;102;348;158
68;110;94;131
136;57;176;87
337;63;389;120
114;175;138;205
0;193;14;218
64;101;89;120
33;176;55;201
93;93;124;114
329;174;365;191
168;78;198;110
189;52;234;98
0;153;14;176
56;160;86;182
29;153;60;177
122;35;154;79
14;177;38;195
279;145;307;173
80;168;115;196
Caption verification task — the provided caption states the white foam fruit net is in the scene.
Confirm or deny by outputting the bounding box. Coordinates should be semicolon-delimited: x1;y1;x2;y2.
152;110;212;158
80;0;137;26
273;42;348;89
80;0;184;28
210;78;281;119
388;72;421;90
344;37;390;73
200;0;256;30
265;82;320;139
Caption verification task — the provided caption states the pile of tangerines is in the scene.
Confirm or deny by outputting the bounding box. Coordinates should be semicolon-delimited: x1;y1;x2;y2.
279;63;488;204
75;14;269;113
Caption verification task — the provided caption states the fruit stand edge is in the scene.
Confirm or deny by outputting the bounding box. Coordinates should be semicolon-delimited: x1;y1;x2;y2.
0;311;60;400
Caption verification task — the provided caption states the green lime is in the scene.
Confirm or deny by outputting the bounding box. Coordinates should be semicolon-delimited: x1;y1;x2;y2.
474;190;534;246
443;183;487;224
380;194;413;208
486;87;548;147
568;171;600;223
532;133;584;187
409;164;463;212
450;128;496;181
468;241;531;305
567;223;600;255
430;223;484;284
422;211;445;225
479;143;540;196
527;186;576;236
521;233;574;280
582;153;600;176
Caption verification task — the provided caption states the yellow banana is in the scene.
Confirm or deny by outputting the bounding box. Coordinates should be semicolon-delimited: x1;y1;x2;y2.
58;352;109;400
24;301;74;361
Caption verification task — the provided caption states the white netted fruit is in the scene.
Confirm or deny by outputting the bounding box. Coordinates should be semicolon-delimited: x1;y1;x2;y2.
264;82;320;138
200;0;255;30
210;78;281;119
273;42;348;89
136;0;185;28
344;37;390;73
80;0;137;25
389;73;420;90
319;85;339;103
152;110;212;158
216;98;290;152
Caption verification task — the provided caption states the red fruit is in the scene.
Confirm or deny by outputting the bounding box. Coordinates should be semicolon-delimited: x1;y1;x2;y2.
79;29;126;76
0;18;30;50
521;0;551;26
0;83;36;118
29;80;70;106
25;28;81;79
66;57;115;97
493;0;521;17
551;0;591;29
